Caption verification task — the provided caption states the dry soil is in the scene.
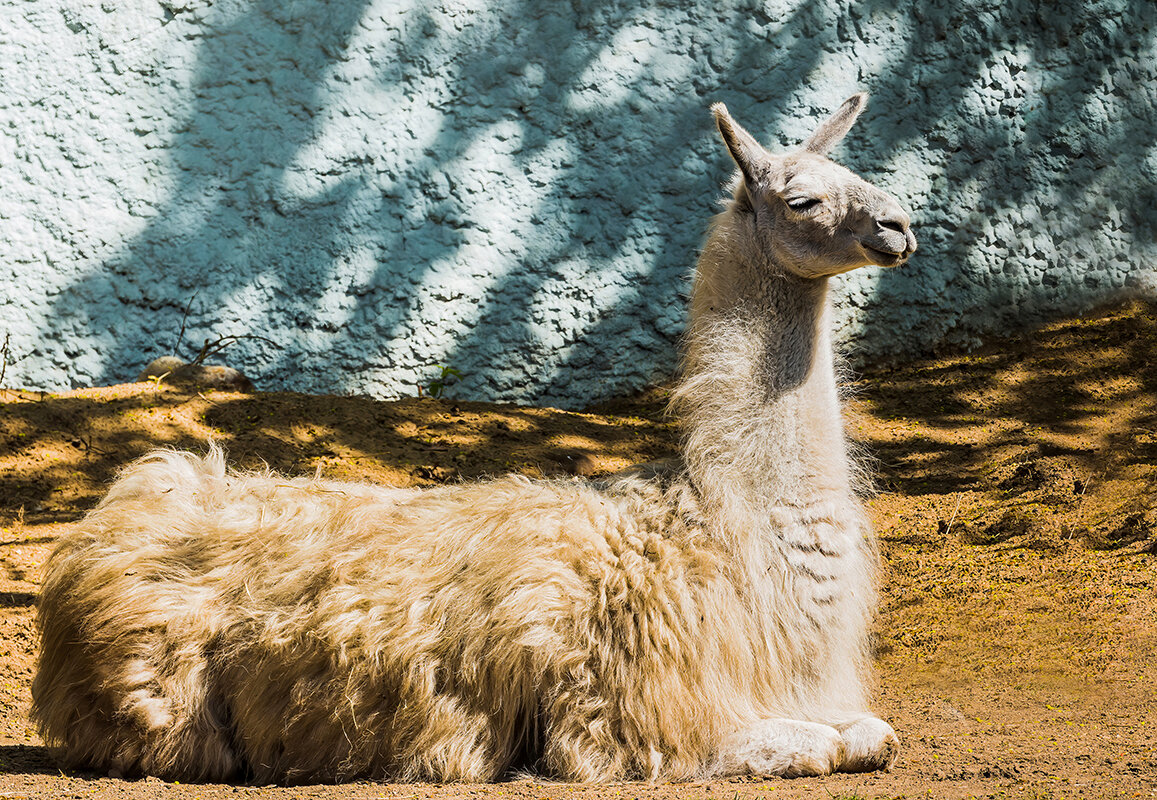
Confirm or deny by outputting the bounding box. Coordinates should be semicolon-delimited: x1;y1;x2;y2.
1;301;1155;799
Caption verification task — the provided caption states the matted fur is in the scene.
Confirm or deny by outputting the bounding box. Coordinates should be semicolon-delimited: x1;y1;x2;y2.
33;96;916;784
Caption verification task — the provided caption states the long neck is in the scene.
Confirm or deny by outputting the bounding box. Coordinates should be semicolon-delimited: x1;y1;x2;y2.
673;212;856;541
671;212;876;719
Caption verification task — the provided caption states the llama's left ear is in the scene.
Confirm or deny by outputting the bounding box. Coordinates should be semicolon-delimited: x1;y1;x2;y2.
802;93;868;155
712;103;767;188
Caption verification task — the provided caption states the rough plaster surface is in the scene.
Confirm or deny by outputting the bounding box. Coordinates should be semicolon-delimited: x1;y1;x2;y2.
3;0;1155;407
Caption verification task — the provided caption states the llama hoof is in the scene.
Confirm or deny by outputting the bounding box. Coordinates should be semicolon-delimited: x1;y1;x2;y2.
836;717;899;773
716;719;845;778
781;726;845;778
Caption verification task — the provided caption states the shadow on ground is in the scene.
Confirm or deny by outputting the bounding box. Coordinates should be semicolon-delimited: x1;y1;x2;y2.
0;745;61;776
4;301;1155;554
0;384;678;525
849;299;1157;551
2;301;1156;799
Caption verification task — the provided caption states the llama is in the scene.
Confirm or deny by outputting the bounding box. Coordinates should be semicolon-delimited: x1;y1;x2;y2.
32;94;916;784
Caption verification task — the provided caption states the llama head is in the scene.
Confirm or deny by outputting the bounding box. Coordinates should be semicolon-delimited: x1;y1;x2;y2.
712;94;917;278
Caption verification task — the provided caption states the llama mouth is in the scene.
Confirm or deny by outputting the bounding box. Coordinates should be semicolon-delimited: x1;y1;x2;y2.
863;245;905;266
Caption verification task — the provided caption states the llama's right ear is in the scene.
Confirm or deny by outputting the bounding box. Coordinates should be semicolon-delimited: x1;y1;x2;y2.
712;103;766;188
802;93;867;155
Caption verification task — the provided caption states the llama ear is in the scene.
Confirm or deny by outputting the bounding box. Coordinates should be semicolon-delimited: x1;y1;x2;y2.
802;93;868;155
712;103;767;188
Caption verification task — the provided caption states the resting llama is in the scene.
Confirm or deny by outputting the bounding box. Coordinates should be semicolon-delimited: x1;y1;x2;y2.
33;94;916;784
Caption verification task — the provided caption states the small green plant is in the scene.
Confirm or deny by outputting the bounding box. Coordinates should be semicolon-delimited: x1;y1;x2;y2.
421;366;462;399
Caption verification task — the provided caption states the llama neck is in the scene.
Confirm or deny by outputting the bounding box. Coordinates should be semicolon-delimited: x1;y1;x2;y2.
675;215;855;529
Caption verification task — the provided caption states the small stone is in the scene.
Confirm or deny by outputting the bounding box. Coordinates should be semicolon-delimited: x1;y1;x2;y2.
136;356;187;382
136;358;254;392
566;453;600;477
171;364;255;392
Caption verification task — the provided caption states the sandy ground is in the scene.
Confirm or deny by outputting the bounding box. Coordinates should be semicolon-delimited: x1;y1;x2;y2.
1;301;1155;799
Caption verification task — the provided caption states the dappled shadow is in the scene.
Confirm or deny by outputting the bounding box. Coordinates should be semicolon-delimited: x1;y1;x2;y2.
45;0;727;407
32;0;1154;408
0;745;61;776
854;299;1157;493
851;299;1157;551
0;390;215;521
847;0;1157;362
197;391;680;482
0;385;679;524
2;303;1152;549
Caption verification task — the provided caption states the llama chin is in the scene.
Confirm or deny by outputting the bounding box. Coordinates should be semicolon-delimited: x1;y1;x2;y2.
32;95;913;784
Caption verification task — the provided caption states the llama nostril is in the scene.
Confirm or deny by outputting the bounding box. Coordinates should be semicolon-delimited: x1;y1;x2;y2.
878;218;907;234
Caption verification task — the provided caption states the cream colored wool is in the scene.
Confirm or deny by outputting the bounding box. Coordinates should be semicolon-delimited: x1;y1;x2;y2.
33;95;917;784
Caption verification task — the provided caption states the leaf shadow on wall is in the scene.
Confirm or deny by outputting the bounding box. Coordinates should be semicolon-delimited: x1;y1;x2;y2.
43;0;1157;409
843;0;1156;369
46;0;380;391
43;0;892;408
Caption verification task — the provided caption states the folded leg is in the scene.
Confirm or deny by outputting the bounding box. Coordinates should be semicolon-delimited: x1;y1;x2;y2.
834;716;899;773
712;718;845;778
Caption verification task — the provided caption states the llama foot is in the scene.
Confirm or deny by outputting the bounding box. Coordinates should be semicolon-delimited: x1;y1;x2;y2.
713;718;845;778
835;717;899;773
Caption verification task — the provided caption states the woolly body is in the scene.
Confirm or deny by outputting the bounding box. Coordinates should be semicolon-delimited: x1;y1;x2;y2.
33;96;915;783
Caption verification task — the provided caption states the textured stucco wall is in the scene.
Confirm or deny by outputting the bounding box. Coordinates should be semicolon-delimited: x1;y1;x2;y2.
4;0;1155;407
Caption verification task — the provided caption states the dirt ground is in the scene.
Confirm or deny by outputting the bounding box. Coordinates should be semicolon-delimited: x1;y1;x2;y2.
1;301;1155;799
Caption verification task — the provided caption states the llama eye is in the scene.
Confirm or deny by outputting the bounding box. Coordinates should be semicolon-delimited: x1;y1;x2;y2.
786;197;821;212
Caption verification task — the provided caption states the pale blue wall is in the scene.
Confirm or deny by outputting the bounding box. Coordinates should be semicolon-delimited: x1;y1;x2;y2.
4;0;1155;407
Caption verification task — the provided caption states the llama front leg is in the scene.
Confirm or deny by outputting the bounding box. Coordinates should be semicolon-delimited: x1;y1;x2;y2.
712;716;899;778
711;719;845;778
832;716;899;773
